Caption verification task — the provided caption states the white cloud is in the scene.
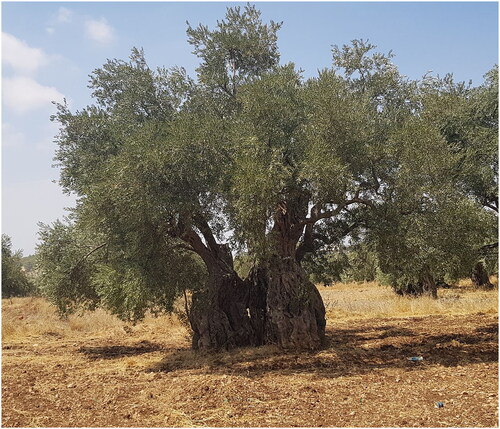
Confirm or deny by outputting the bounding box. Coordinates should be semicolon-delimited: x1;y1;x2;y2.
46;27;55;35
2;33;48;75
57;7;73;23
3;77;65;114
85;18;115;45
2;123;26;149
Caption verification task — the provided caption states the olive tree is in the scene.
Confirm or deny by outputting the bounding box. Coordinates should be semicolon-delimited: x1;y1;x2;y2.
366;68;498;296
40;5;283;349
37;6;496;350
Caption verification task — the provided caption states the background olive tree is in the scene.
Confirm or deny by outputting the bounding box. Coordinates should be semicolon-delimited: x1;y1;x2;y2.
2;234;35;298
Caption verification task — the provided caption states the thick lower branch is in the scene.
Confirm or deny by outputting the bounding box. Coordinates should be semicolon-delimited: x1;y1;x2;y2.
193;213;219;254
73;243;107;272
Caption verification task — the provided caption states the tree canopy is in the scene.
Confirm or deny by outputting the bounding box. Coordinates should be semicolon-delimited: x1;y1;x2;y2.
37;5;498;350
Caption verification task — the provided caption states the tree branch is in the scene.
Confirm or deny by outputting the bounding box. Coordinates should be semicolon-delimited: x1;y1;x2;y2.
193;213;219;254
70;242;108;280
77;243;107;266
478;242;498;256
171;240;196;253
483;200;499;213
295;203;321;261
295;221;315;263
298;195;374;228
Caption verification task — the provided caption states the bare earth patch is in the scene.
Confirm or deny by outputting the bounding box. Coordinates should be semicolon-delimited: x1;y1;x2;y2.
2;283;498;427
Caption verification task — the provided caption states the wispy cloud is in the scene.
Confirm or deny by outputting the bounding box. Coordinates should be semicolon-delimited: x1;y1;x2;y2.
56;7;73;23
2;32;48;75
44;8;117;45
45;7;72;35
85;18;115;45
3;77;64;114
2;33;65;115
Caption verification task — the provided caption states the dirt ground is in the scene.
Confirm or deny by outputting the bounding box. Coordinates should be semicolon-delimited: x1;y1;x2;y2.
2;293;498;427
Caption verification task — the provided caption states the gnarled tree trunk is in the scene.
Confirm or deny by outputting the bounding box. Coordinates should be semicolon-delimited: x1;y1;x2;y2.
264;256;326;349
180;224;256;351
471;261;493;289
190;267;255;350
246;258;326;350
247;199;327;350
185;198;327;350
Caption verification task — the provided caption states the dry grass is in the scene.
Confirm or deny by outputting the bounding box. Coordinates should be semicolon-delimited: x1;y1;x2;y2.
2;279;498;427
3;278;497;343
2;297;126;342
320;277;498;320
1;296;189;345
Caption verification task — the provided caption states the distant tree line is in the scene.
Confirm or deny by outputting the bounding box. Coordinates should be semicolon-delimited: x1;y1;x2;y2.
300;241;498;292
2;234;36;298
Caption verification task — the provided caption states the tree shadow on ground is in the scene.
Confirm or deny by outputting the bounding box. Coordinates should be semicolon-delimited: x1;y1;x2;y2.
78;340;163;360
147;319;498;379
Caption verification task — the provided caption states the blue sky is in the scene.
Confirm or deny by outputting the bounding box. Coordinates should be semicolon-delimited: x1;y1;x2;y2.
2;1;498;255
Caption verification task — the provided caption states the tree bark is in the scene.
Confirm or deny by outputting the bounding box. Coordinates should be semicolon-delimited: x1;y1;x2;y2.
190;267;255;350
183;199;328;350
179;223;256;350
245;265;268;346
421;271;438;299
264;256;326;349
248;198;327;350
471;261;494;289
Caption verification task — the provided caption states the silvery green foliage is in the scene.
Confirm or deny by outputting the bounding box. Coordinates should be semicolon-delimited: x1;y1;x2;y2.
371;194;496;291
38;5;281;320
187;4;281;96
36;220;206;321
38;4;497;321
370;68;498;291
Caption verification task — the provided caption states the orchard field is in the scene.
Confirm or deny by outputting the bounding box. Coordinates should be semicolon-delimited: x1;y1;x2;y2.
2;279;498;427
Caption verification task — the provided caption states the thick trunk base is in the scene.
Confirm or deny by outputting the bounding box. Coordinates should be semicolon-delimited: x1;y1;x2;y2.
264;259;326;350
189;256;327;351
189;272;255;350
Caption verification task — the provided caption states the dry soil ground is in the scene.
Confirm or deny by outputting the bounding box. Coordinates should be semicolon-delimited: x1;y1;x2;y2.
2;281;498;427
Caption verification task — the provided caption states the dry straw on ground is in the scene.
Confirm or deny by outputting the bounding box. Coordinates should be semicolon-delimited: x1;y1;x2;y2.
319;277;498;320
2;279;498;427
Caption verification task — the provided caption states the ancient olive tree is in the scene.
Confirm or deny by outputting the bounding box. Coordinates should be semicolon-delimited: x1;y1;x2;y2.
39;5;284;349
37;6;496;350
